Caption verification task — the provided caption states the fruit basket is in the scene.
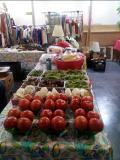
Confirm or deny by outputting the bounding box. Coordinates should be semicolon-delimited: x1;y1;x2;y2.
54;51;85;70
55;58;84;70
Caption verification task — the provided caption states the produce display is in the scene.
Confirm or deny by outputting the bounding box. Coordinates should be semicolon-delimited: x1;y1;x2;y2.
0;51;112;160
28;70;43;77
42;70;90;88
22;78;64;88
4;87;104;135
42;70;88;80
3;66;104;137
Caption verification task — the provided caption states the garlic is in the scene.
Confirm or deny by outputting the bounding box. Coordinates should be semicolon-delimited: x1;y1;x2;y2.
24;85;35;95
65;88;72;97
52;88;59;96
72;88;80;96
16;88;25;98
35;87;48;98
79;88;90;97
47;91;53;96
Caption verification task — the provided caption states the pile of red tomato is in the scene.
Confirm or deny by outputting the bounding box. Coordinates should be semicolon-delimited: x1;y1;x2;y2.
4;93;104;133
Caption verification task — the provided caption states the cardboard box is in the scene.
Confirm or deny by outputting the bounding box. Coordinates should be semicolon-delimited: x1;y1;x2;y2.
0;72;14;91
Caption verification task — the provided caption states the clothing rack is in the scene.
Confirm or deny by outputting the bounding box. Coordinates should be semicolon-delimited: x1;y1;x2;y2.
0;11;13;47
14;25;48;46
43;11;83;42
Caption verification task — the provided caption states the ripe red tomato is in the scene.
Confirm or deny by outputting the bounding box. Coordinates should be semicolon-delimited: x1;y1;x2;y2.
58;93;68;101
44;99;55;110
24;94;33;102
17;117;32;132
38;117;51;130
74;108;86;117
46;95;57;101
51;116;66;132
33;95;43;101
81;96;93;102
71;98;80;106
8;108;21;118
53;109;65;118
20;110;34;121
40;109;53;119
4;116;17;129
89;118;104;132
87;111;100;119
30;99;42;111
75;116;88;131
81;101;94;111
72;96;81;101
55;99;67;110
19;98;30;110
70;98;80;111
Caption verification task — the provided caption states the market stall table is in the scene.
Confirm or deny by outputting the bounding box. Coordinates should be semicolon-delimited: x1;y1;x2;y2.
0;50;45;70
0;62;113;160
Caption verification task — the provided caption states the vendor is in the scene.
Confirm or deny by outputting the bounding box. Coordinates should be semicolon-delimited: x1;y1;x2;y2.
0;81;7;112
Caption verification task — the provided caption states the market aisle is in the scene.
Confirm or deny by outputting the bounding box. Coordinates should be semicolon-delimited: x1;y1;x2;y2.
88;62;120;160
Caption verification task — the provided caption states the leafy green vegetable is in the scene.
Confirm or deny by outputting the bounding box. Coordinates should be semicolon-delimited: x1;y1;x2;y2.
29;70;43;76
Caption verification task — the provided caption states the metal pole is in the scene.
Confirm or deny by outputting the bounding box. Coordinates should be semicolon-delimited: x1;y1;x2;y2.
31;0;35;27
87;0;92;47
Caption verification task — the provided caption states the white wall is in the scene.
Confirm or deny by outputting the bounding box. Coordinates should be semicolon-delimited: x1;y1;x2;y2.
0;1;119;26
92;1;120;25
0;1;32;25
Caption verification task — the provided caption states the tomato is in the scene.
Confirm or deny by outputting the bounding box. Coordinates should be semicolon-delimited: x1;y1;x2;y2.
81;101;94;111
30;99;42;111
38;117;51;130
87;111;100;119
53;109;65;118
20;110;34;121
75;116;88;131
51;116;66;132
34;95;43;101
70;98;80;111
55;99;67;110
24;94;33;102
71;98;80;106
46;95;57;101
40;109;53;119
17;117;32;132
74;108;86;117
89;118;104;132
8;108;21;118
4;116;17;129
18;98;30;110
58;93;68;101
44;99;55;110
72;96;81;101
81;96;93;102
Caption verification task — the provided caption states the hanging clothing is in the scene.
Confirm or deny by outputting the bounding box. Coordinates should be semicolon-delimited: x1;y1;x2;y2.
42;29;48;45
37;29;42;45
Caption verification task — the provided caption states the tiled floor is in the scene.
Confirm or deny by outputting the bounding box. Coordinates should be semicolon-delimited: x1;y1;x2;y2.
88;61;120;160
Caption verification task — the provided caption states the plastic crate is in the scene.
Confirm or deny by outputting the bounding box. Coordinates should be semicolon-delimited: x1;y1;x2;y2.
92;59;106;72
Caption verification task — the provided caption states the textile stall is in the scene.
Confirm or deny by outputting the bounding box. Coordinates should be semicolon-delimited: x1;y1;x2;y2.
44;11;83;45
14;25;48;46
0;11;13;47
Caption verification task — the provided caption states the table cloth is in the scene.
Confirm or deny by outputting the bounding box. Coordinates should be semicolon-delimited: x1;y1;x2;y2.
0;51;45;70
0;101;113;160
0;62;113;160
